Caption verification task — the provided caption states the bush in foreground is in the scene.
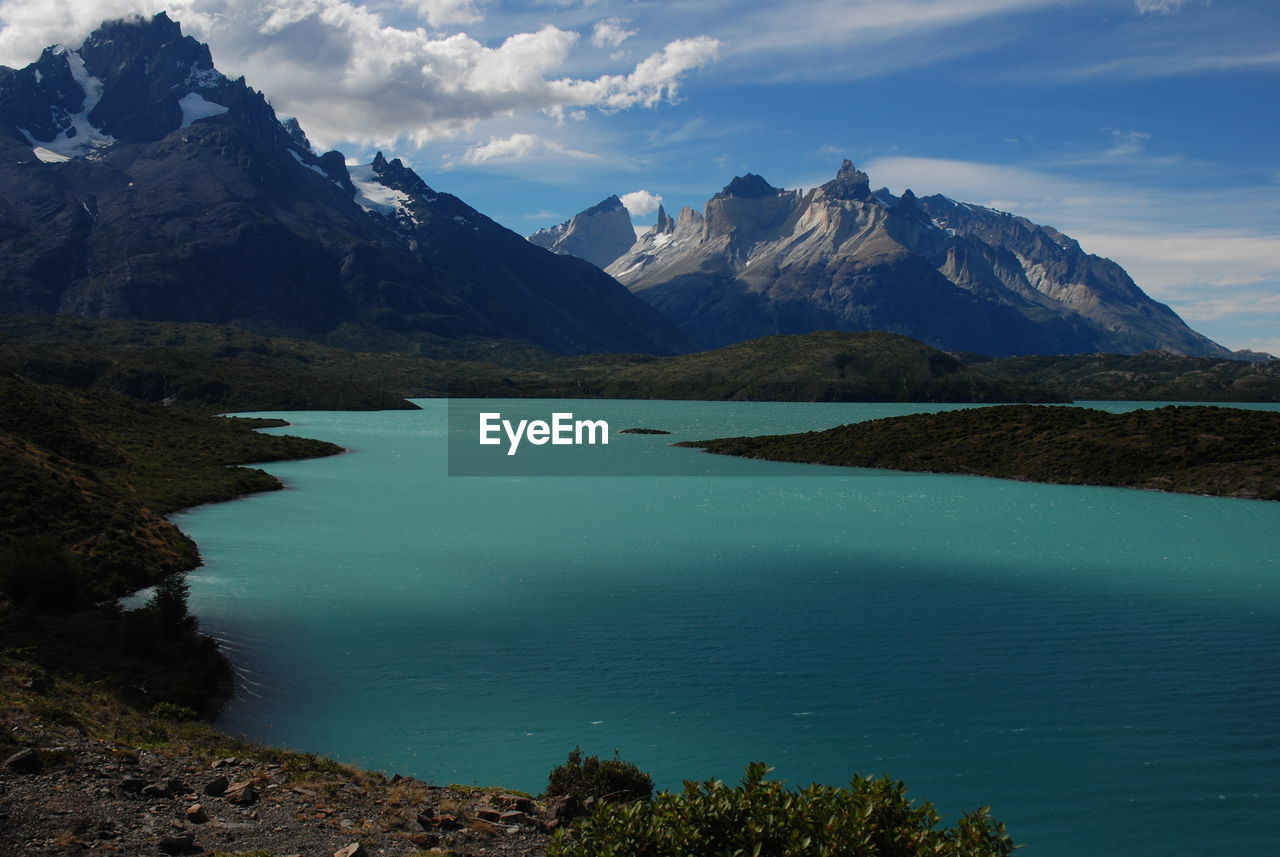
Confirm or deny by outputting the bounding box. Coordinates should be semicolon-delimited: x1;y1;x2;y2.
548;762;1015;857
546;747;654;804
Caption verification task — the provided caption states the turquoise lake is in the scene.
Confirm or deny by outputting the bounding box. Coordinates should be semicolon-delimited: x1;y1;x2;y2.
173;399;1280;856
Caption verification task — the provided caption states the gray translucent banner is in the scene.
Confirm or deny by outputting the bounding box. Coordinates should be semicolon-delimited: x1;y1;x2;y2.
445;398;894;477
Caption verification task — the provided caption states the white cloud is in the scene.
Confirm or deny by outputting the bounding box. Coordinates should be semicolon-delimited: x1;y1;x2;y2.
398;0;483;28
0;0;718;151
619;189;662;216
727;0;1061;57
1134;0;1184;13
459;132;600;164
0;1;163;64
1100;129;1150;159
551;35;720;110
463;132;541;163
591;18;635;49
1052;50;1280;80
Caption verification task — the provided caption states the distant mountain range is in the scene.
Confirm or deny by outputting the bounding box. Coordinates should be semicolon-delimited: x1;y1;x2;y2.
0;14;691;356
0;13;1251;363
536;163;1237;358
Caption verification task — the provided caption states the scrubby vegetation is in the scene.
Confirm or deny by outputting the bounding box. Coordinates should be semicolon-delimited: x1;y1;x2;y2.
549;762;1014;857
0;341;416;414
0;316;1061;402
975;350;1280;402
8;313;1278;404
546;747;655;805
0;370;342;591
0;368;345;713
681;404;1280;500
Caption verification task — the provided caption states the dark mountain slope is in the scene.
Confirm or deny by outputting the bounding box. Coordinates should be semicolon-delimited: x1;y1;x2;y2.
0;14;691;357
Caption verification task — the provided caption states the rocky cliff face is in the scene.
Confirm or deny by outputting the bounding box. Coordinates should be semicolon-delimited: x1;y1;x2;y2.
527;195;638;269
0;14;692;356
607;160;1227;357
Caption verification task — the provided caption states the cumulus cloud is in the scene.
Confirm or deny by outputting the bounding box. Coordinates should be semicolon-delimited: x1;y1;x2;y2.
546;35;719;111
0;0;718;150
459;132;600;164
463;132;541;163
619;189;662;216
0;0;167;64
591;18;635;49
399;0;483;28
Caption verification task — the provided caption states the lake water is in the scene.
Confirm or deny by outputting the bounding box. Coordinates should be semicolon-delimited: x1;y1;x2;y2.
175;399;1280;856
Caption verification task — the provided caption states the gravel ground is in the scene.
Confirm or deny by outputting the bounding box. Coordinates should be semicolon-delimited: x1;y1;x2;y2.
0;709;554;857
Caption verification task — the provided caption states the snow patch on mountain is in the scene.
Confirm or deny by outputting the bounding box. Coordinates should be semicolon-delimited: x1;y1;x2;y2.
59;47;103;112
288;149;328;178
19;47;115;161
348;164;413;216
31;147;70;164
19;109;114;160
177;92;229;128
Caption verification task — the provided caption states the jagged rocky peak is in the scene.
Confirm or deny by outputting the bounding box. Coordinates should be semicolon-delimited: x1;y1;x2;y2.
890;188;932;225
582;195;626;216
820;159;872;201
713;173;781;199
282;117;311;151
706;173;796;242
80;12;211;80
0;12;301;160
653;204;675;234
365;150;435;199
77;13;231;142
527;194;637;270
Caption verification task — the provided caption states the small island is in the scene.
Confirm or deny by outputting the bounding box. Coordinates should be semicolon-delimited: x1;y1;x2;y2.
678;405;1280;501
620;427;672;434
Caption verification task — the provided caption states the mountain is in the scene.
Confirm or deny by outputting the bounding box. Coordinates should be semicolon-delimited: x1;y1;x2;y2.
607;160;1229;358
0;14;691;356
527;194;638;269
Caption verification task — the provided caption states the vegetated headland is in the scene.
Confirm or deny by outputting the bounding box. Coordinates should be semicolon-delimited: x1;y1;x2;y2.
679;404;1280;501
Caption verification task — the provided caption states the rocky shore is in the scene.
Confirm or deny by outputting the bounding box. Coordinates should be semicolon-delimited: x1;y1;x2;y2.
0;681;558;857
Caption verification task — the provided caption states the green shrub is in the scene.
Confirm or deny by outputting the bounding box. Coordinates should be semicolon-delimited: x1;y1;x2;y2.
145;573;196;634
545;747;654;804
548;762;1015;857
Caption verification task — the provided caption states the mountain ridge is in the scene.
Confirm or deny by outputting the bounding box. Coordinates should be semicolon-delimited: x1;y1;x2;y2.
0;13;692;357
604;160;1228;358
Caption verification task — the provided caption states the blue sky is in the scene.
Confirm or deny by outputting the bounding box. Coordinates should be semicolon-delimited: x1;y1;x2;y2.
2;0;1276;354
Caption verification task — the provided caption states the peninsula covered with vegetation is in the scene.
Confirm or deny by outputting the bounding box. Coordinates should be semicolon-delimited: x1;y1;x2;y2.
680;404;1280;501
